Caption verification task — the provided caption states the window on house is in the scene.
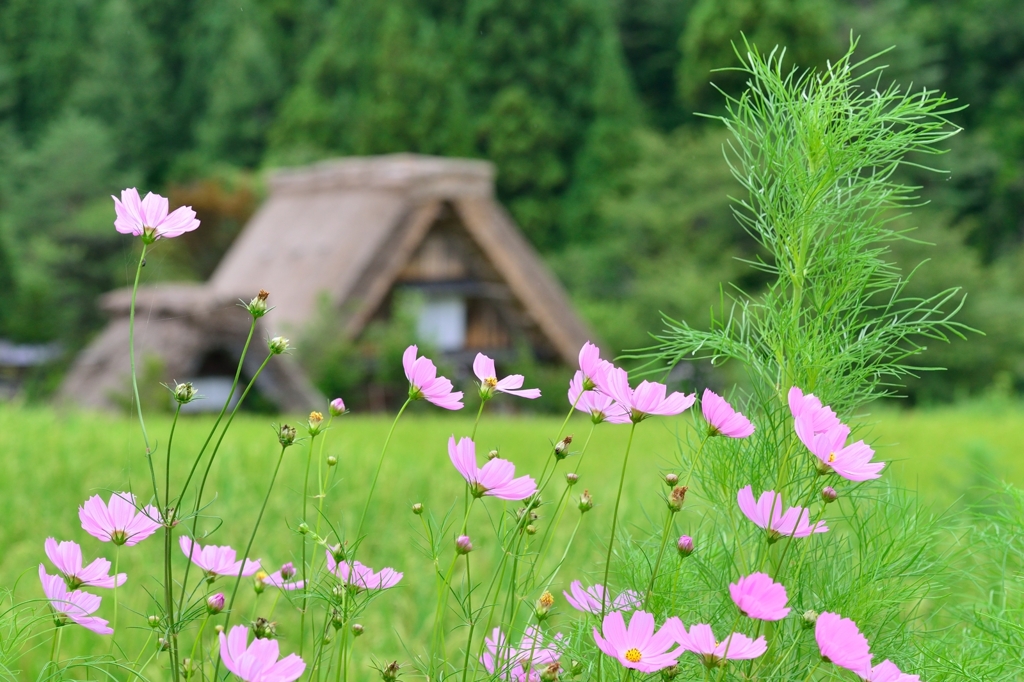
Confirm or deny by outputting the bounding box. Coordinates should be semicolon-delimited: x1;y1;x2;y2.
416;294;466;352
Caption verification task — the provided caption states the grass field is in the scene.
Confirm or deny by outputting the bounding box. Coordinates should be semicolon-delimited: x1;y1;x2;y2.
0;401;1021;678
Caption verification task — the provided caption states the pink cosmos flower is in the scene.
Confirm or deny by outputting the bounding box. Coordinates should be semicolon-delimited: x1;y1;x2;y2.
596;366;695;423
592;610;683;673
788;387;841;434
79;492;161;546
179;537;260;579
402;345;463;410
729;573;790;621
38;566;112;635
474;353;541;400
568;371;630;424
44;539;126;590
702;389;755;438
481;626;562;682
675;623;767;667
449;436;537;501
796;420;885;482
861;660;920;682
325;554;402;591
563;581;640;614
736;486;828;540
219;624;305;682
112;188;200;240
578;342;614;390
816;612;873;673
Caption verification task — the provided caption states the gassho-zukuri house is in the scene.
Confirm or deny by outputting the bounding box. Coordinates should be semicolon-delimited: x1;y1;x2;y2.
59;154;593;412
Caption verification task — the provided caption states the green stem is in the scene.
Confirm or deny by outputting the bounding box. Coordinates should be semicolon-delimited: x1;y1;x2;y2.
801;660;822;682
471;398;486;441
353;398;411;543
643;508;676;607
460;552;475;682
109;547;120;654
47;626;61;671
186;612;210;679
161;404;182;671
299;430;320;658
128;242;151;453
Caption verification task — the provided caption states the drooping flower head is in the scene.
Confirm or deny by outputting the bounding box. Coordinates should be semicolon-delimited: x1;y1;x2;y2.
729;573;790;621
326;554;402;591
79;492;161;546
449;436;537;501
737;486;828;541
861;660;920;682
179;537;260;580
787;387;841;434
816;612;873;673
701;389;755;438
38;566;112;635
592;610;683;673
474;353;541;400
219;624;306;682
563;581;640;614
402;345;463;410
112;188;200;242
44;539;126;590
481;626;561;682
796;420;885;482
596;367;695;424
262;562;304;591
675;623;767;668
578;342;613;391
568;371;630;424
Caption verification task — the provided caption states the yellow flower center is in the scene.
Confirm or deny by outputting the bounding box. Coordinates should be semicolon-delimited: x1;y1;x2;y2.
624;648;642;663
484;376;498;388
828;452;836;463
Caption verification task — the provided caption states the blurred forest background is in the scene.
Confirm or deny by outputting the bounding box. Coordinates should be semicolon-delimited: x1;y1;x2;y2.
2;0;1024;405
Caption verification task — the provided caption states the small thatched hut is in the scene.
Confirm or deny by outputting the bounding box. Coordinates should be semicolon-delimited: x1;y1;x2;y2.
60;154;592;412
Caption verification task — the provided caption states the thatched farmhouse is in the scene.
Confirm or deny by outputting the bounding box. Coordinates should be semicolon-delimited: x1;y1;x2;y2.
60;155;592;412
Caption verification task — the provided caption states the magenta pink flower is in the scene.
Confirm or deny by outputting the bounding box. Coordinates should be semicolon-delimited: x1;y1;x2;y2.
675;623;767;667
112;188;199;240
737;486;828;540
861;660;920;682
563;581;640;614
219;624;305;682
578;342;614;390
816;612;873;673
481;627;561;682
701;389;755;438
38;566;112;635
788;387;841;434
474;353;541;400
325;554;402;591
596;366;695;423
568;372;630;424
449;436;537;501
179;537;260;579
729;573;790;621
79;492;161;546
796;420;885;482
402;345;463;409
44;539;126;590
593;610;683;673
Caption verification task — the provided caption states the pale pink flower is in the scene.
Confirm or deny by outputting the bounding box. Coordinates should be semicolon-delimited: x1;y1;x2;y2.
79;492;161;546
44;538;126;590
578;342;614;390
219;624;305;682
675;623;766;667
179;537;260;579
596;366;695;423
701;389;755;438
563;581;639;614
325;554;402;591
861;660;920;682
737;486;828;540
568;372;630;424
402;345;463;410
38;566;112;635
112;188;199;240
788;387;840;434
729;573;790;621
474;353;541;399
481;626;562;682
796;420;885;482
263;562;304;591
592;610;683;673
816;612;873;673
449;436;537;501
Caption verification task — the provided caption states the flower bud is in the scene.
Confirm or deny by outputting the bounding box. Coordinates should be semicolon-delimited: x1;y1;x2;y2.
173;382;197;405
821;486;838;504
802;610;819;629
412;503;424;515
330;544;347;562
298;522;310;535
535;591;554;620
570;660;584;676
207;593;225;615
158;637;170;651
380;661;401;682
664;473;679;486
351;623;364;637
331;610;344;630
526;524;537;535
677;535;694;558
214;625;224;634
246;290;270;318
667;486;688;513
541;662;561;682
280;562;296;580
268;336;290;355
253;571;268;594
456;535;473;555
323;632;333;646
327;455;338;467
181;658;194;677
554;435;573;460
148;614;162;628
329;397;346;416
565;472;579;486
278;423;297;447
307;411;324;436
252;617;277;640
660;664;680;681
578;490;593;513
487;449;499;460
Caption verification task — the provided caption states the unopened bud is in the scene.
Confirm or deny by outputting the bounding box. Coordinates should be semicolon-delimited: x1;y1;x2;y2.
322;632;333;646
280;562;296;580
677;535;694;557
253;570;268;594
327;455;338;467
535;591;554;620
821;486;838;504
181;657;194;677
214;625;224;634
307;411;324;436
554;435;573;459
802;610;819;629
277;423;297;447
667;486;688;513
173;382;197;404
247;290;270;318
331;610;344;630
330;544;347;562
351;623;364;637
565;472;579;486
268;336;290;355
526;524;537;535
541;662;561;682
148;614;161;628
487;449;499;460
380;661;401;682
412;503;424;515
158;637;170;651
252;617;276;640
578;490;593;513
570;660;584;676
329;397;346;416
207;593;225;614
456;535;473;555
298;522;310;535
664;473;679;486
